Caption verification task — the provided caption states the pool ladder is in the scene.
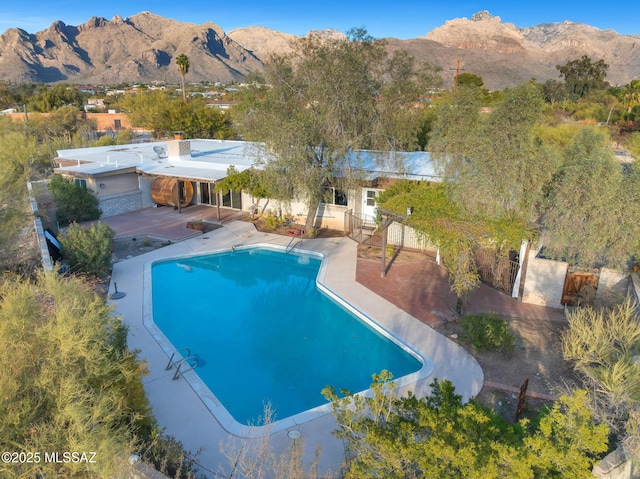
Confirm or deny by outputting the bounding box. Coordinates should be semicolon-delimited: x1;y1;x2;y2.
285;229;303;254
166;348;199;380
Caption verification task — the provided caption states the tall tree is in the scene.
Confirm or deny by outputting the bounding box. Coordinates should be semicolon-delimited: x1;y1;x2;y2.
175;53;190;102
556;55;609;100
542;126;634;267
431;83;555;222
238;28;441;231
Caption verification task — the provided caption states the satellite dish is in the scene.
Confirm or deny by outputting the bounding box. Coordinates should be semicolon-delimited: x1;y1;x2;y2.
153;146;166;159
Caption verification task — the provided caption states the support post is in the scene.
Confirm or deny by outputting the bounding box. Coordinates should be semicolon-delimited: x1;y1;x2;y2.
381;222;388;277
177;180;182;214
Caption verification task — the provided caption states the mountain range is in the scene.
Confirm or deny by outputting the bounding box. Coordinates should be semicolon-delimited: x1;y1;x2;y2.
0;10;638;90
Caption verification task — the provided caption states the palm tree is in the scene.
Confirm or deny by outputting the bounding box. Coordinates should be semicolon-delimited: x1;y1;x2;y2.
175;54;190;102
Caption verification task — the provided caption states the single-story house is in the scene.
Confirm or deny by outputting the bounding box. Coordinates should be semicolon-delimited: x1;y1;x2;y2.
53;139;440;230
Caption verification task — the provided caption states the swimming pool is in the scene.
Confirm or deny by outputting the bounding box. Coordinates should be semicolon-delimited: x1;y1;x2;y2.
148;246;425;432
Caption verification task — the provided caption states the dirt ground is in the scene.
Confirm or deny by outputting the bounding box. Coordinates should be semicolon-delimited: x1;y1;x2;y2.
437;316;577;421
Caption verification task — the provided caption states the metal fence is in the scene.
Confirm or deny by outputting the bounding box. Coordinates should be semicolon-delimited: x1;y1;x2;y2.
344;210;435;252
474;247;520;296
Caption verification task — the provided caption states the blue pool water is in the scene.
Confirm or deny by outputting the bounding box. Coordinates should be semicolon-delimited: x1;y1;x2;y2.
151;247;422;425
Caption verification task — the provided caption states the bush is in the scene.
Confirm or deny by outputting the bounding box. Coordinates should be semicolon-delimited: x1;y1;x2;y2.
60;221;115;276
49;173;101;225
263;214;284;230
460;312;516;352
140;432;199;479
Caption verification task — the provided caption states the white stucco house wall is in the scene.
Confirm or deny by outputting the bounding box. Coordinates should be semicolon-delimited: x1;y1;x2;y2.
53;139;440;230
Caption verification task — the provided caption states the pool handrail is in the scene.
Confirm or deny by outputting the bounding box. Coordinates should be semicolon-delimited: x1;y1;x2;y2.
166;347;191;370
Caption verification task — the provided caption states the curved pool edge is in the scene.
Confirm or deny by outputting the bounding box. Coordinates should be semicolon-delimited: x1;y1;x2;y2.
142;242;436;437
110;223;483;477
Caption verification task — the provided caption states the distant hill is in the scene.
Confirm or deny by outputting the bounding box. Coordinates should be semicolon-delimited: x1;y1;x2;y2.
0;10;638;89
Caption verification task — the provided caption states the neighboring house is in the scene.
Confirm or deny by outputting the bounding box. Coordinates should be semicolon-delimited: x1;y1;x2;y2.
84;112;135;133
52;139;438;229
4;110;137;134
83;98;105;112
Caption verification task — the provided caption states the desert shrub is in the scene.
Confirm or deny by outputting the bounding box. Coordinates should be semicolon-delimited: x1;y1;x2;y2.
263;214;284;230
140;432;199;479
461;312;516;352
60;221;115;276
49;173;101;225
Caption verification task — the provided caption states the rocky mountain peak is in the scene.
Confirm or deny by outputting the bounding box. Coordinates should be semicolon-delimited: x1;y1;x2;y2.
425;10;523;54
0;11;637;89
471;10;499;22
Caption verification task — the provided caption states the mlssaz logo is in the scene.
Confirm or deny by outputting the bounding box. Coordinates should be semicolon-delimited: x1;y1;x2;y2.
44;452;97;463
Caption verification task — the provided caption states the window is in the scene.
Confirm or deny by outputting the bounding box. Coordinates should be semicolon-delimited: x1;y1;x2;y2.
366;190;376;207
220;189;242;209
114;119;122;129
322;186;348;206
74;178;87;189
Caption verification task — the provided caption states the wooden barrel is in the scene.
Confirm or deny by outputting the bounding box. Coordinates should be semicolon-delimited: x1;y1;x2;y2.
151;177;194;207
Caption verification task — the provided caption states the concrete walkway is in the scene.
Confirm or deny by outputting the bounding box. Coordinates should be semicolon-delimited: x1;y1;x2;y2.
109;221;483;478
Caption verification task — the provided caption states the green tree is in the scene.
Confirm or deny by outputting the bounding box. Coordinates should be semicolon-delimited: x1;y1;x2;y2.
0;272;152;478
49;173;101;225
60;222;115;276
27;105;97;146
238;28;441;231
28;83;85;112
176;53;190;102
627;131;640;158
457;72;484;88
431;83;556;222
376;180;530;310
324;372;608;479
119;91;234;139
214;165;271;217
542;79;567;105
557;55;609;100
542;126;634;267
620;79;640;117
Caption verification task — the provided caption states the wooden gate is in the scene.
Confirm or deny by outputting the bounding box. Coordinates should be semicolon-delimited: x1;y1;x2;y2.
561;271;599;306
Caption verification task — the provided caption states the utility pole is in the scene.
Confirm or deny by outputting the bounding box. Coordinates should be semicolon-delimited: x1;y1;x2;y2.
450;59;465;95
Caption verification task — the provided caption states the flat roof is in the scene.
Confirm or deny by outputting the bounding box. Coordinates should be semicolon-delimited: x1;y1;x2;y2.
55;139;441;183
55;139;260;182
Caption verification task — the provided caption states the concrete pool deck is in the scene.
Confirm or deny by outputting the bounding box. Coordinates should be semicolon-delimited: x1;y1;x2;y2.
109;221;483;477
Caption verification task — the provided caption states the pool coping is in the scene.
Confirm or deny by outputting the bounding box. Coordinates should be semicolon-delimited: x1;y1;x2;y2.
142;243;435;437
109;221;483;477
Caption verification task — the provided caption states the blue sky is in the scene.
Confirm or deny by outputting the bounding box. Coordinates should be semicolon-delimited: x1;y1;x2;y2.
2;0;639;38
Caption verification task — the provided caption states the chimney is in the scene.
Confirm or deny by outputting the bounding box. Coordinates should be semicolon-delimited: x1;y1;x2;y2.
167;139;191;160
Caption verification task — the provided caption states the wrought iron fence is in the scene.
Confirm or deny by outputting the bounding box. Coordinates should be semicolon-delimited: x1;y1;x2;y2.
474;247;519;295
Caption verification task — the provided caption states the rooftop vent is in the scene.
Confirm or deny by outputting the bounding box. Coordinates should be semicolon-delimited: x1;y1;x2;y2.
167;140;191;160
